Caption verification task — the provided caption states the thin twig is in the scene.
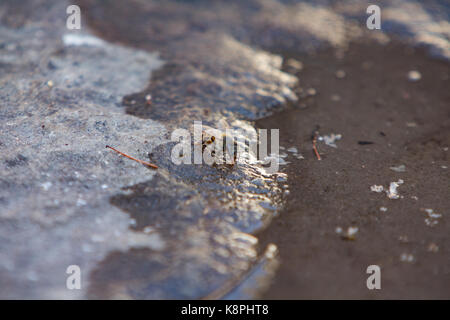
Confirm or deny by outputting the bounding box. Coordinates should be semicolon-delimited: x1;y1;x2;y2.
311;127;322;161
106;145;158;169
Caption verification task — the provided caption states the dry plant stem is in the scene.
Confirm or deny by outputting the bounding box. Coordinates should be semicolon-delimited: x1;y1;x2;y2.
312;133;322;161
106;145;158;169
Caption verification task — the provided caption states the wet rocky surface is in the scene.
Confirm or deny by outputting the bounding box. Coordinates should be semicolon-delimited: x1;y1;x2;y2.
0;0;449;299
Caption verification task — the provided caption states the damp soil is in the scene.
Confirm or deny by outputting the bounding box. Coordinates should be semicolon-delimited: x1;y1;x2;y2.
256;41;450;299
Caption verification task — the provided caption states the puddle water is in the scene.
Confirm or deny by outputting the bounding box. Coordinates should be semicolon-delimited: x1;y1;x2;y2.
89;130;288;298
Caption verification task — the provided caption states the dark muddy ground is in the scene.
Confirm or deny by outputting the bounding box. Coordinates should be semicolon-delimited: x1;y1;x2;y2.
257;41;450;299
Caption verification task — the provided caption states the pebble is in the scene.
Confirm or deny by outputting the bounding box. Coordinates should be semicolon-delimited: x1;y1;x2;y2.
407;70;421;81
41;181;52;191
306;88;317;96
143;226;155;234
319;133;342;148
76;198;87;206
335;70;346;79
400;253;414;263
386;179;404;199
390;164;406;172
424;208;442;227
331;94;341;102
370;185;384;193
341;226;358;240
427;243;439;253
285;59;303;72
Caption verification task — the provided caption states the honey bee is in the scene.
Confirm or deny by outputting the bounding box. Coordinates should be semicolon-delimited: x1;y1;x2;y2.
199;120;237;167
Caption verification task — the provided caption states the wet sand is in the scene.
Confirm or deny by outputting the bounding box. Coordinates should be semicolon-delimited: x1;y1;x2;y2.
257;40;450;299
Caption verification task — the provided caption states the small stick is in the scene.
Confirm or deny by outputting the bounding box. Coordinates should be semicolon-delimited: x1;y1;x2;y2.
106;145;158;169
311;127;322;161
